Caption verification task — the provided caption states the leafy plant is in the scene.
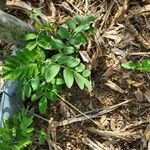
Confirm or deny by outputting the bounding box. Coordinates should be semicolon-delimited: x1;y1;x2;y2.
0;108;34;150
121;59;150;71
3;15;96;113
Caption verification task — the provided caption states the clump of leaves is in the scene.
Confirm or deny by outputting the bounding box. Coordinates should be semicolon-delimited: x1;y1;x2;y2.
3;15;96;113
121;59;150;71
0;108;34;150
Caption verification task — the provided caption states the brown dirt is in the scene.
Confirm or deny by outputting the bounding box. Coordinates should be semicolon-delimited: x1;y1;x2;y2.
3;0;150;150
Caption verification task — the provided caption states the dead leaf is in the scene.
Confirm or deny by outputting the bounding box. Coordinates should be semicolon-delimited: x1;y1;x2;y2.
144;124;150;141
79;51;92;63
105;80;125;93
110;118;116;131
127;79;144;87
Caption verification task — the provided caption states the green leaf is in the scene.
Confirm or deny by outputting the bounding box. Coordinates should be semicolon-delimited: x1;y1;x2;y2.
63;46;75;54
75;63;85;72
87;26;97;35
74;24;90;33
50;37;64;50
31;92;43;101
63;68;74;88
121;61;136;70
51;78;65;85
84;78;92;92
45;91;57;101
69;33;88;45
31;78;40;90
65;19;76;30
51;53;63;62
82;69;91;77
39;96;47;113
23;33;37;41
25;41;37;50
82;15;95;25
58;27;70;39
58;56;80;67
74;72;85;90
75;15;82;24
38;40;50;49
23;83;32;98
45;64;60;82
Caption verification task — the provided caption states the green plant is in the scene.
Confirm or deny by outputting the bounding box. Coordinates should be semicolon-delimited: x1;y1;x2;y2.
121;58;150;71
3;15;96;113
0;108;34;150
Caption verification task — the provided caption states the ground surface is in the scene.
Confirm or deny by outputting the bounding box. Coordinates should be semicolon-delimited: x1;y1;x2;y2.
1;0;150;150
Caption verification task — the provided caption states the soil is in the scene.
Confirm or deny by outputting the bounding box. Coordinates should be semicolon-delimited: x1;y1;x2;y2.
1;0;150;150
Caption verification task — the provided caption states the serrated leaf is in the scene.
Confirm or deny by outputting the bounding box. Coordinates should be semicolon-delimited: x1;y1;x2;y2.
31;78;40;90
63;68;74;88
45;64;60;82
75;63;85;72
23;33;37;41
82;69;91;77
58;27;70;39
65;19;76;30
58;56;80;67
25;41;37;50
39;96;47;113
74;72;85;90
121;61;136;70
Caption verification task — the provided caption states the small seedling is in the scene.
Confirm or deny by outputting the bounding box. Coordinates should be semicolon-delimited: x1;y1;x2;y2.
121;59;150;71
3;15;97;113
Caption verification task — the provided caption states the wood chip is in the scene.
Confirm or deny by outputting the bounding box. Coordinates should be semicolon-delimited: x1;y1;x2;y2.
134;89;143;102
144;90;150;103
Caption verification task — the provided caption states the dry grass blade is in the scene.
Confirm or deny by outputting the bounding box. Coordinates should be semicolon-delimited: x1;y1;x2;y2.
58;99;133;126
88;127;141;140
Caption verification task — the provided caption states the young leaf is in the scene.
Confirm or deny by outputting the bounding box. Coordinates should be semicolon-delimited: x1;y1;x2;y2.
63;68;74;88
82;69;91;77
31;92;43;101
75;15;82;24
23;33;37;41
50;37;64;50
82;15;95;25
25;41;37;51
39;96;47;113
74;24;90;33
58;27;70;39
58;56;80;68
84;78;92;92
65;19;76;30
31;78;40;90
63;46;75;54
45;91;57;101
75;63;85;72
74;72;85;90
45;64;60;82
23;83;32;98
51;78;65;85
121;61;136;70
